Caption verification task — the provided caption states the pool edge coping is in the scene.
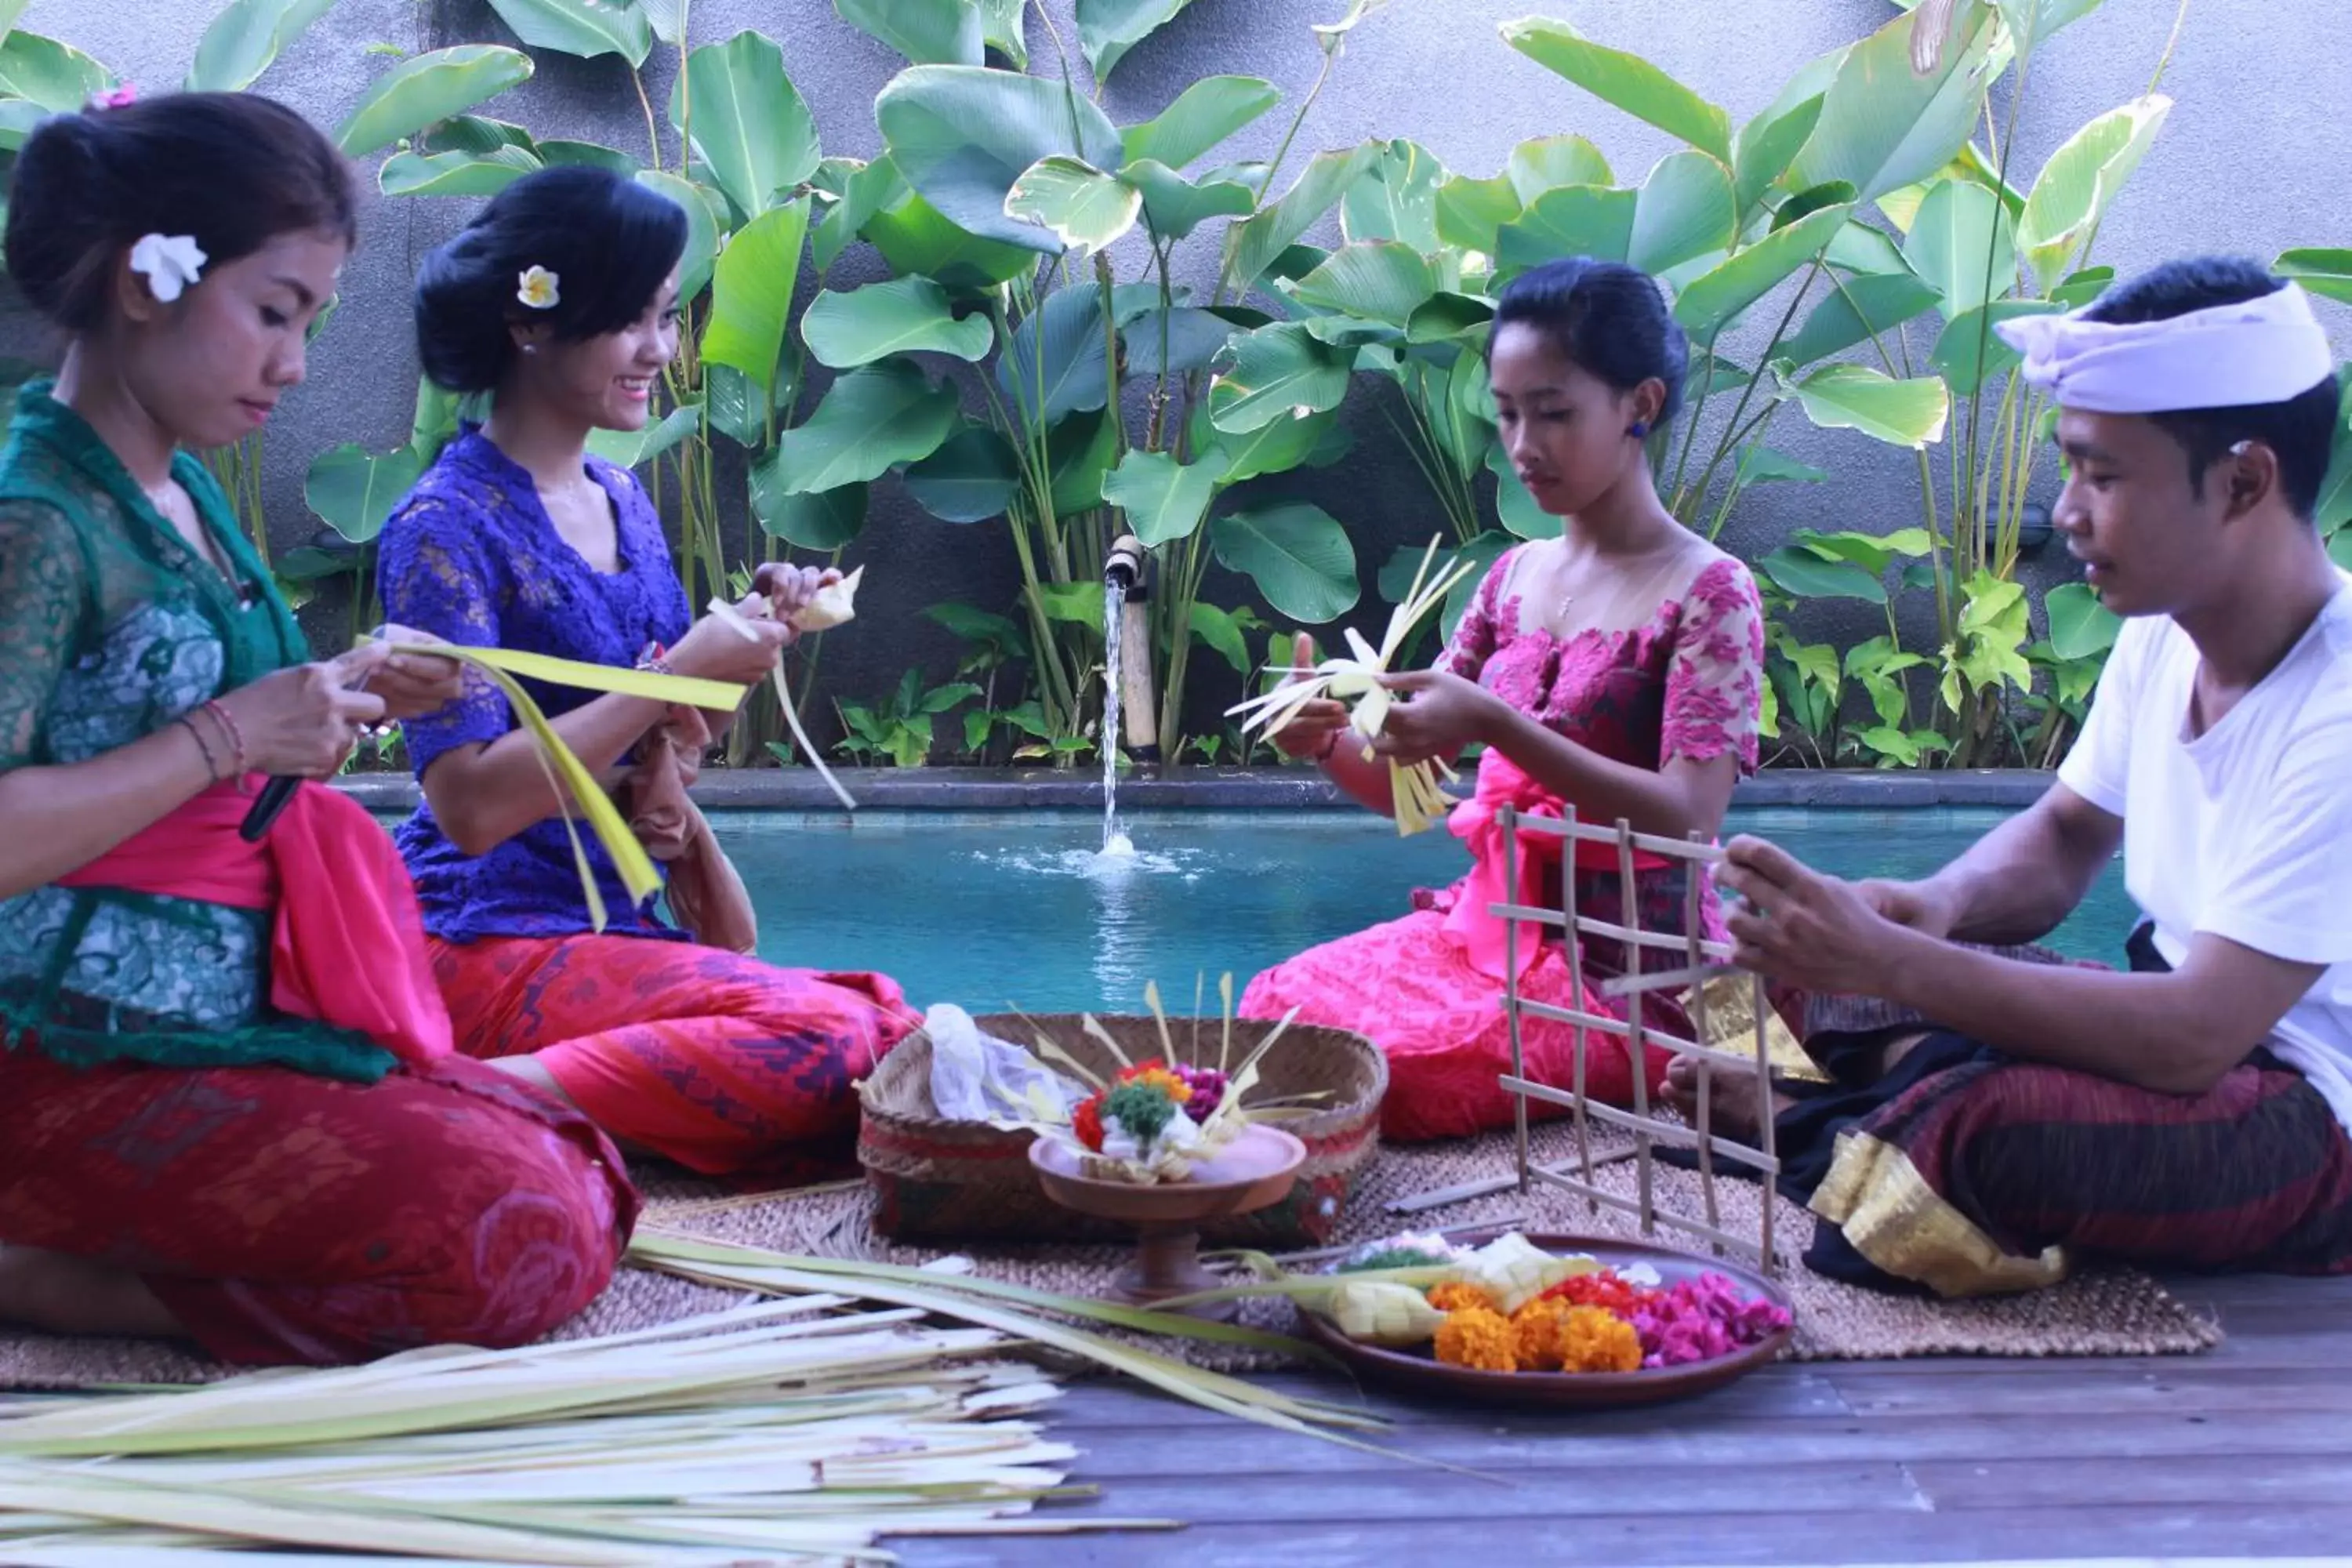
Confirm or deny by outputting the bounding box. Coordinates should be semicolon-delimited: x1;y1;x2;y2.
342;766;2055;812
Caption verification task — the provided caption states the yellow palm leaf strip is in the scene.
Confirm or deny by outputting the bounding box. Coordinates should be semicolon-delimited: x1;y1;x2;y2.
706;598;858;811
379;644;669;923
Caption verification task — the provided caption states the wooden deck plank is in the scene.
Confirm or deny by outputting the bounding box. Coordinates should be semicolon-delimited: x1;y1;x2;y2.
1051;1406;2352;1473
889;1269;2352;1564
896;1505;2352;1567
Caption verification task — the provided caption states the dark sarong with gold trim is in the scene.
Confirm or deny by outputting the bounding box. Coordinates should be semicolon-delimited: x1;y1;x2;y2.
1777;927;2352;1296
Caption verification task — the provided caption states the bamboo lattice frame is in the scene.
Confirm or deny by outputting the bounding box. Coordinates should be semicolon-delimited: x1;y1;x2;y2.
1497;804;1781;1272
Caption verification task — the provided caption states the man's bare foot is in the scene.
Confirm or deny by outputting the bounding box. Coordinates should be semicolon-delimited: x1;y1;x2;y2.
1661;1057;1792;1144
0;1245;183;1339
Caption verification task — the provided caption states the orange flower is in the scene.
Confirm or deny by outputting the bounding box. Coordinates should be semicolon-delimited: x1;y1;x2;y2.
1558;1304;1642;1373
1432;1305;1518;1372
1122;1065;1192;1105
1426;1280;1497;1315
1509;1297;1577;1372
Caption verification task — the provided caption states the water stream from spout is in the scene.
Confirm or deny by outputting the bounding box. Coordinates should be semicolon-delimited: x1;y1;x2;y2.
1098;569;1133;859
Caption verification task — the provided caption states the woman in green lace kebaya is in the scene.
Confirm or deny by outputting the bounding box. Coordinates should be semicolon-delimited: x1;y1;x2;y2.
0;91;637;1364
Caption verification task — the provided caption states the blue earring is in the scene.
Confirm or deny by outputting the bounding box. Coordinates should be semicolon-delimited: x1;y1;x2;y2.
1628;420;1650;438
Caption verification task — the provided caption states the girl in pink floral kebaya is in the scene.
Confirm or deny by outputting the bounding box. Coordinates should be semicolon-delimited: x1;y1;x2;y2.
1242;259;1774;1141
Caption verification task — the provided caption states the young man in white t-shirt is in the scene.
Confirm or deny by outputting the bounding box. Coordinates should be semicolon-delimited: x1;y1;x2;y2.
1686;257;2352;1297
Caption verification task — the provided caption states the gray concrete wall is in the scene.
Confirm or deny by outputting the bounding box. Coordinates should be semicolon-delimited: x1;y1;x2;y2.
13;0;2351;742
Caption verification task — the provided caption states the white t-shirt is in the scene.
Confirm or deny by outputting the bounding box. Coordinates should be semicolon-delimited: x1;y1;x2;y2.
2056;579;2352;1131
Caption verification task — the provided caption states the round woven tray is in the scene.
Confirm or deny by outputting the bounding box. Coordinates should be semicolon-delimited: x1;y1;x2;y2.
857;1013;1387;1248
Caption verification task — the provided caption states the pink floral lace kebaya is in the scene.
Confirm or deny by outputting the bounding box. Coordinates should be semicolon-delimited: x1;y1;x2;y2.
1240;543;1768;1142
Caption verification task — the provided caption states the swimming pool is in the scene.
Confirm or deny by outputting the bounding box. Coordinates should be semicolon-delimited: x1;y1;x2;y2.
716;806;2135;1015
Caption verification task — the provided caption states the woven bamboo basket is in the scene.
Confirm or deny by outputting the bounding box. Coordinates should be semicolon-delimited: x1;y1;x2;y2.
857;1013;1388;1247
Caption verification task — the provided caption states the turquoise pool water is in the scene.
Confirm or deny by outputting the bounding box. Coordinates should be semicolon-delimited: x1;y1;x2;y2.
716;807;2135;1016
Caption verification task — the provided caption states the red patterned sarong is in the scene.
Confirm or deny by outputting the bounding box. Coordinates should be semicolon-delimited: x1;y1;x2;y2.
429;935;921;1181
0;1047;634;1364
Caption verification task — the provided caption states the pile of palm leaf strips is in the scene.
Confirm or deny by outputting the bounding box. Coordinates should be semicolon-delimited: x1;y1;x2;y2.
0;1236;1391;1563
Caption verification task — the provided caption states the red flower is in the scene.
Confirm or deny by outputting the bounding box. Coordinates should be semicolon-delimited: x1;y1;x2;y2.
1073;1094;1105;1151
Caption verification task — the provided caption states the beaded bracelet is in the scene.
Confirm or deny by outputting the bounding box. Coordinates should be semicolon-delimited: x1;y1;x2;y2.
176;713;223;783
200;699;248;781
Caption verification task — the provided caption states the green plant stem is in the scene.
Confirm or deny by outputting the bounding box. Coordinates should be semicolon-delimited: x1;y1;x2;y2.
632;67;662;172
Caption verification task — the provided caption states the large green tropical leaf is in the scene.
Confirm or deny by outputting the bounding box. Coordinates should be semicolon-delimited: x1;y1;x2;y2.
702;201;810;396
639;0;686;45
2315;371;2352;534
1208;323;1354;434
771;361;957;492
186;0;343;93
587;399;702;470
635;171;723;302
1783;269;1942;365
1507;134;1613;202
1780;363;1951;448
834;0;982;64
1671;201;1852;340
1788;2;2002;202
866;188;1041;287
336;45;532;158
1928;298;2058;396
752;466;869;550
802;277;993;369
905;421;1022;522
1124;159;1257;241
1433;175;1521;256
1904;178;2017;316
1103;448;1231;546
1221;143;1383;295
975;0;1028;66
1121;75;1280;169
1079;0;1199;82
484;0;652;66
2043;580;2121;661
1211;503;1359;622
1203;401;1349;485
877;64;1124;252
1758;544;1886;603
0;31;113;113
377;144;544;198
1996;0;2109;52
1735;445;1830;488
1284;241;1436;327
1004;156;1142;254
1125;307;1240;376
2015;96;2170;293
1341;140;1446;253
2278;250;2352;308
1733;91;1827;221
1486;441;1554;540
673;32;822;221
1496;185;1637;273
305;443;426;545
1629;150;1739;275
1048;407;1121;513
997;286;1111;426
1186;602;1253;674
1499;16;1731;163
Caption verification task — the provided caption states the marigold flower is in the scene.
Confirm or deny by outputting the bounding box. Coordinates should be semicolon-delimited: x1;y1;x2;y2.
1432;1305;1518;1372
1426;1280;1497;1315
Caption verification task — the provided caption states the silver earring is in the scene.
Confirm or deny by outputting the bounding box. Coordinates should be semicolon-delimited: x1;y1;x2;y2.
522;344;539;355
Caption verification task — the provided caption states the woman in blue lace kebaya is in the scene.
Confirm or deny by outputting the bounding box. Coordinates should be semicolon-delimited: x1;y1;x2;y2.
376;169;920;1181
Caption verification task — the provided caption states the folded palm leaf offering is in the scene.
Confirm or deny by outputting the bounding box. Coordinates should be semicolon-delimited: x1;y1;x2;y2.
708;565;866;811
1226;537;1479;836
979;979;1308;1185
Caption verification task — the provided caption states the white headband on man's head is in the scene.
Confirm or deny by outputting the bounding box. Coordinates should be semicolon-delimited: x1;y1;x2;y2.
1993;281;2336;415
